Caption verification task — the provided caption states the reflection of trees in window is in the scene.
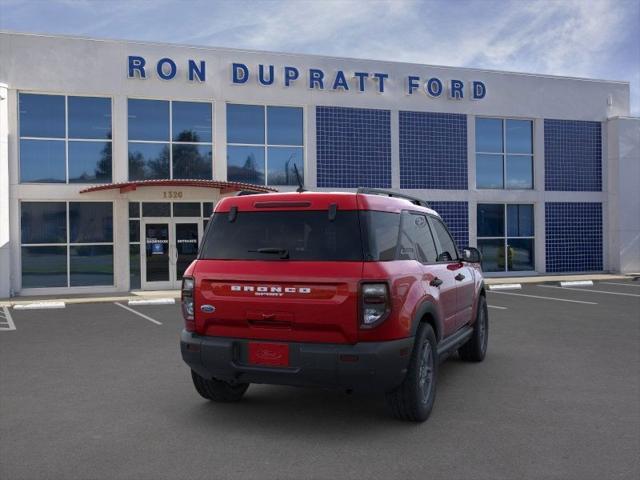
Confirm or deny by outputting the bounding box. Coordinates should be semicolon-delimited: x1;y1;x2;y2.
173;130;211;179
227;152;264;184
268;152;301;186
128;145;170;180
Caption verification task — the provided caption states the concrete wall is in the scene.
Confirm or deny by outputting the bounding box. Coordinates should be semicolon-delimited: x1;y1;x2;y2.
0;83;9;298
607;117;640;273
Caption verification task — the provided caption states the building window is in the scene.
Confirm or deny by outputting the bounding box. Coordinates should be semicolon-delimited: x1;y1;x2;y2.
128;99;213;181
476;118;533;189
226;104;304;186
20;202;114;288
476;203;534;272
19;93;112;184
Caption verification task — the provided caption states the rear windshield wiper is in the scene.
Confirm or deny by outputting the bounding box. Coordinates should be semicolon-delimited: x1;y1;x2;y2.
248;247;290;259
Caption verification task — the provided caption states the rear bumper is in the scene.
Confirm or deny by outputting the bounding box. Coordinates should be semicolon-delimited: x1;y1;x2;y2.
180;330;414;393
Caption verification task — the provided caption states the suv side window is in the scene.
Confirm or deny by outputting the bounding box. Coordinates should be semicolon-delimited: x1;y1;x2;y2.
428;216;458;262
399;212;438;263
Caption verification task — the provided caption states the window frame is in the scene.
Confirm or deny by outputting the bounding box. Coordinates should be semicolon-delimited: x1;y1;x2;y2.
475;116;534;190
19;200;115;289
427;215;461;263
476;202;536;272
18;92;114;184
127;98;214;181
226;102;306;186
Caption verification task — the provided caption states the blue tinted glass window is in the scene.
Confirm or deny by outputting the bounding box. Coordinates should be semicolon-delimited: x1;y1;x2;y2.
130;244;141;289
128;99;169;141
20;139;66;183
477;204;505;237
476;154;503;189
172;144;212;179
129;202;140;218
172;102;212;143
68;96;112;139
507;204;534;237
142;203;171;217
227;104;264;144
21;246;68;288
267;106;303;145
506;120;532;154
68;141;112;183
70;245;114;286
69;202;113;243
203;202;213;217
506;155;533;189
128;142;170;180
507;238;534;271
130;220;140;242
227;145;265;184
476;118;503;153
21;202;67;244
19;93;65;138
477;239;505;272
267;147;303;185
173;203;201;217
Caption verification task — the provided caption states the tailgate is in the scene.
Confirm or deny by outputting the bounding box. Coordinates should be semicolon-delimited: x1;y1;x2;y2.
194;260;363;344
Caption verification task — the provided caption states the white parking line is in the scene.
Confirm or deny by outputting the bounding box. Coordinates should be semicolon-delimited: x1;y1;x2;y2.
14;301;66;310
0;306;16;331
601;282;640;288
128;298;175;306
489;284;521;291
539;285;640;298
489;291;598;305
488;305;508;310
114;302;163;325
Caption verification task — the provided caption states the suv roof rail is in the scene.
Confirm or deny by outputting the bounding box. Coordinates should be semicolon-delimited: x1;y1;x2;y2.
356;188;430;208
235;190;265;197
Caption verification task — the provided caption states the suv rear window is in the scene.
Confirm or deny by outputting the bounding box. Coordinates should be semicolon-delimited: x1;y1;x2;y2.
200;211;363;261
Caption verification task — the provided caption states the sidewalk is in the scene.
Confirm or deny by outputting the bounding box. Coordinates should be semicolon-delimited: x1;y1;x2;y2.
1;273;637;307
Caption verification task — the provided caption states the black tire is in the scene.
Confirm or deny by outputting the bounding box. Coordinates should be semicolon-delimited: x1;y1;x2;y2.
385;324;438;422
459;295;489;362
191;370;249;402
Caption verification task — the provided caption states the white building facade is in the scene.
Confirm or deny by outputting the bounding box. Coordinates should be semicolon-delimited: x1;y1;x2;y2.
0;32;638;297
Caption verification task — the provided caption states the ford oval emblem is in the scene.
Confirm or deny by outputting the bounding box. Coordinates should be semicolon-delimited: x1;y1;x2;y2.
200;304;215;313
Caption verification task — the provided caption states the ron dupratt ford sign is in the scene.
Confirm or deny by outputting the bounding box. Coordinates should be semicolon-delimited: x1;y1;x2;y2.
127;55;487;100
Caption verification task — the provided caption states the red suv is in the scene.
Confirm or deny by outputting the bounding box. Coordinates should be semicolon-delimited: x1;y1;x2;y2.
180;188;488;422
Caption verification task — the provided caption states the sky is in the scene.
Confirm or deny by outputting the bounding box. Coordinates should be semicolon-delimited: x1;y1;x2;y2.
1;0;639;114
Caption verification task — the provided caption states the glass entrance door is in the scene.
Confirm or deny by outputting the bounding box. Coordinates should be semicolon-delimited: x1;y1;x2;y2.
143;221;173;289
142;218;201;290
175;220;201;282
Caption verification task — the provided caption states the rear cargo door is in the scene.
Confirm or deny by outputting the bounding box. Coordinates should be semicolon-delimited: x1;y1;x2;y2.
194;206;364;344
194;261;362;344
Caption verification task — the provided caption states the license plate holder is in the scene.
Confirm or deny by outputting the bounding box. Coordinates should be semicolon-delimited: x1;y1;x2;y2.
248;342;290;367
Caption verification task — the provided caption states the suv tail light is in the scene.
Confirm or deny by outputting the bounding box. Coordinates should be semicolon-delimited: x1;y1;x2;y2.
360;283;390;329
182;277;195;331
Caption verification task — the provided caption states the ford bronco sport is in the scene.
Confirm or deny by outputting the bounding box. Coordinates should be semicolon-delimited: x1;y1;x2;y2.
180;188;488;422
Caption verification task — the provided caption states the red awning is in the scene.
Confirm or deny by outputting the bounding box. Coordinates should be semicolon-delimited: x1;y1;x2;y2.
79;179;277;194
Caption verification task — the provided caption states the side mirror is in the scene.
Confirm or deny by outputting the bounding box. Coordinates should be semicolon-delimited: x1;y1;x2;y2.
461;247;482;264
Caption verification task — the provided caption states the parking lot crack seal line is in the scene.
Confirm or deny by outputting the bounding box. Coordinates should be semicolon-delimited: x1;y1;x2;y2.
114;302;163;325
538;285;640;297
489;291;598;304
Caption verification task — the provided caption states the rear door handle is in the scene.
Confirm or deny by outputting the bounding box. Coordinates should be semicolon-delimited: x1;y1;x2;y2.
429;277;443;287
455;273;465;281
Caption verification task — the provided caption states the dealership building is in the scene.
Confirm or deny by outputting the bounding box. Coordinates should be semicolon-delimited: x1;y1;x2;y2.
0;31;638;297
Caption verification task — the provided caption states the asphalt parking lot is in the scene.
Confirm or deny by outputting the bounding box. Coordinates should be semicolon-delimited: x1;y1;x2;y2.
1;280;639;480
